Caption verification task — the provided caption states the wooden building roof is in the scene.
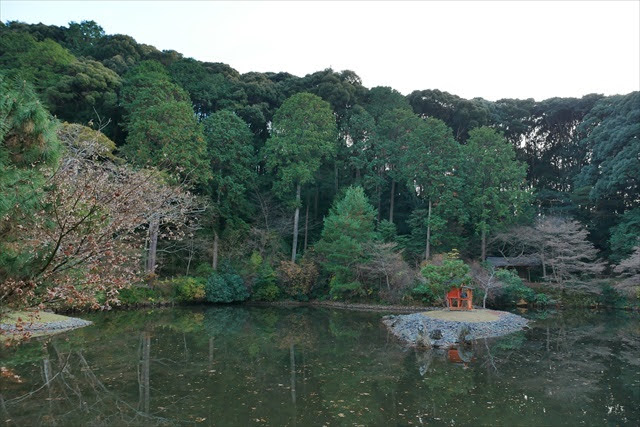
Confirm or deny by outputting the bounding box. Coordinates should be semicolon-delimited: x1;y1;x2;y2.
486;256;541;268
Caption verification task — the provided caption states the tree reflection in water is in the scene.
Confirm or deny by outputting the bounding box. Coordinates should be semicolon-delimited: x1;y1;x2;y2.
0;307;637;425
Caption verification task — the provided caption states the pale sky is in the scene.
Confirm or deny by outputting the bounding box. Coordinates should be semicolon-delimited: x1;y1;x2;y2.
1;1;639;101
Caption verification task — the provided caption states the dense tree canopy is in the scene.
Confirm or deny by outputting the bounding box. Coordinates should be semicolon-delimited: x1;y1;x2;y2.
1;19;637;311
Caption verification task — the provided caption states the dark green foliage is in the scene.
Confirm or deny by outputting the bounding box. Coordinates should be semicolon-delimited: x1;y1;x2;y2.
377;220;397;243
0;75;60;283
121;61;210;185
0;31;121;134
205;267;249;303
315;186;378;298
251;267;280;302
608;208;640;262
407;89;490;141
414;253;471;305
496;270;535;305
202;109;256;217
264;92;338;196
461;127;531;258
117;286;163;305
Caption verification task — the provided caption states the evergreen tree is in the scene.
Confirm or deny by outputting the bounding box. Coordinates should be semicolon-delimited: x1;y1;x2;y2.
264;92;337;262
0;75;60;289
461;127;530;260
202;110;256;269
121;61;210;186
315;186;378;298
402;118;461;260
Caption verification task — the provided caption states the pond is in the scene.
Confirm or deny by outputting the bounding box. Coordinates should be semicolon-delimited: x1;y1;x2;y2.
1;306;638;426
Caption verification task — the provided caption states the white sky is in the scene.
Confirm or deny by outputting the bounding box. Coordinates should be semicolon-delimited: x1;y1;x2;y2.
1;1;639;101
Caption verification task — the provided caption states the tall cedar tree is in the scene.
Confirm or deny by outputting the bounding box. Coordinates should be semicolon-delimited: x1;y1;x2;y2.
401;118;461;260
461;127;530;260
202;110;256;269
264;92;337;262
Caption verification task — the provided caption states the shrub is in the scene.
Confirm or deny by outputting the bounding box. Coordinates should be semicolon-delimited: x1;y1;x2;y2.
411;283;437;304
415;251;471;305
598;283;622;307
194;263;215;278
170;277;206;302
329;277;364;300
117;286;162;305
205;266;249;303
277;258;318;299
252;264;280;302
534;292;551;306
358;242;416;303
498;270;535;304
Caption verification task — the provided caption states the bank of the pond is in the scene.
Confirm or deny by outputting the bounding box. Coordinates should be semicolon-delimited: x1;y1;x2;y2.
245;300;435;312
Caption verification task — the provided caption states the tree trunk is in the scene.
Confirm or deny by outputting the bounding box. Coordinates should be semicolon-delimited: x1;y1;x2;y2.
334;162;339;193
314;186;318;220
290;344;296;405
425;199;432;261
389;179;395;223
483;290;488;309
212;230;219;270
146;218;159;275
139;332;151;414
481;228;487;261
291;183;301;263
304;194;310;251
541;244;547;278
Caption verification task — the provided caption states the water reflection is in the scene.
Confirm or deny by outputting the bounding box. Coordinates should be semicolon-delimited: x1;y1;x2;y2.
0;307;638;426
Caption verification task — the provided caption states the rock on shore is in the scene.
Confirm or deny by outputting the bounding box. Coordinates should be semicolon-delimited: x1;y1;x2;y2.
382;309;528;348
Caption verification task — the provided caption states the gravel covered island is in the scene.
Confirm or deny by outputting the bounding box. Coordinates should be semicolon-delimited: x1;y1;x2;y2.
383;309;528;348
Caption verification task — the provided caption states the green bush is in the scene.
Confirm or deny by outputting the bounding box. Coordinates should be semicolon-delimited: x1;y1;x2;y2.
329;277;364;300
252;265;280;302
598;283;622;307
411;283;437;304
534;292;551;306
170;276;206;302
417;251;471;305
205;266;249;303
117;286;162;305
194;263;215;278
497;270;535;304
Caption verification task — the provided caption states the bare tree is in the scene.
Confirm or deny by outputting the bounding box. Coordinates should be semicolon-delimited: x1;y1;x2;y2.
358;242;415;302
492;216;604;286
470;262;501;309
613;245;640;297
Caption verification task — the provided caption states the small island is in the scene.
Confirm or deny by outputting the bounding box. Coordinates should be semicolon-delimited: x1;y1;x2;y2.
383;308;528;348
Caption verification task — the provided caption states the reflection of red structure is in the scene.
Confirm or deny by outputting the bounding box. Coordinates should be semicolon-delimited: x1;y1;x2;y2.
447;347;475;364
446;286;473;310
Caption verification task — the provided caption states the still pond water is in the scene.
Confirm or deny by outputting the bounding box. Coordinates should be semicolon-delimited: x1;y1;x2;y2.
1;306;638;426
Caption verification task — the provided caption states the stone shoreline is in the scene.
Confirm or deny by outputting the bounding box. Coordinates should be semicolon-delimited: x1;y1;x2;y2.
382;309;529;348
0;317;92;333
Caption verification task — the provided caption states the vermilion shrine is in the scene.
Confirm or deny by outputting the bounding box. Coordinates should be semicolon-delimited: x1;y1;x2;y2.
446;286;473;310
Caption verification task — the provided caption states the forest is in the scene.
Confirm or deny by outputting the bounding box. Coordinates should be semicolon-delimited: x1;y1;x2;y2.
0;20;638;313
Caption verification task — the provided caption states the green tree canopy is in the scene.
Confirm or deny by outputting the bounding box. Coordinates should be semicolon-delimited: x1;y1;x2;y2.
121;61;209;185
461;127;531;259
402;117;461;259
264;92;338;261
315;186;378;298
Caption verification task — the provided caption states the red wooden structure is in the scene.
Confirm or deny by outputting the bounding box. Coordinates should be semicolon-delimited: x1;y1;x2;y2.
446;286;473;310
